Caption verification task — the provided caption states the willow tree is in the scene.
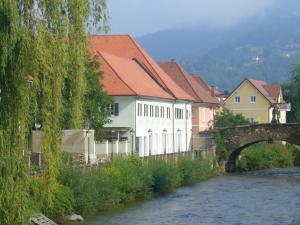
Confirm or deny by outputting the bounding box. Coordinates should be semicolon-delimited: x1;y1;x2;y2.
0;0;108;224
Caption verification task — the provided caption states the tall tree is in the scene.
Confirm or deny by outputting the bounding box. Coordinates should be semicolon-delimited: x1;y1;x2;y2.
283;64;300;123
0;1;109;224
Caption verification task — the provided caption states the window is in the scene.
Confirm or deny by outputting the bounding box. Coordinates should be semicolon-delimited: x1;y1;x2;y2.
113;103;119;116
160;106;164;118
150;105;154;117
166;107;170;118
155;106;159;118
137;103;142;116
250;96;256;103
234;96;241;103
175;108;183;119
108;103;119;116
144;104;148;117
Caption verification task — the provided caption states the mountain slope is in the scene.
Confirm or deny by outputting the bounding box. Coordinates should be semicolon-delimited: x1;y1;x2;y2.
137;0;300;91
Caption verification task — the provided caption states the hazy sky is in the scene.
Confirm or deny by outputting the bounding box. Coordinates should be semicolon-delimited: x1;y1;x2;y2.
108;0;276;36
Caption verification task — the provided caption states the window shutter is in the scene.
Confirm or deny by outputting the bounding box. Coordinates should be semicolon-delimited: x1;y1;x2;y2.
114;103;119;116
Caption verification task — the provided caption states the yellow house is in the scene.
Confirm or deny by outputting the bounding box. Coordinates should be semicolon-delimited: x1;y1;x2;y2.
224;78;289;124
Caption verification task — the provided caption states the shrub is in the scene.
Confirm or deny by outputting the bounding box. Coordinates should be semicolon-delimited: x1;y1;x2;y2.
178;157;215;185
148;159;181;193
29;177;74;217
237;143;294;170
111;155;153;202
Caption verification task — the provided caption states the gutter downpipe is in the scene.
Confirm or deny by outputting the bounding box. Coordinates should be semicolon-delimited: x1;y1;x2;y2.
134;96;138;156
172;101;175;157
185;102;188;153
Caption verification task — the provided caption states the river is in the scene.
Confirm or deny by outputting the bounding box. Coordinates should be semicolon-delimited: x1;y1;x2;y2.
79;168;300;225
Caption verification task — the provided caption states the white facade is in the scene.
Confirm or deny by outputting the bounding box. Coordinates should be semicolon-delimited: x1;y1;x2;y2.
104;96;192;157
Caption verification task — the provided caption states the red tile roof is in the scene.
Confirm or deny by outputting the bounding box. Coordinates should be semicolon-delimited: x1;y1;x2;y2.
97;51;174;99
192;76;211;92
158;61;219;105
88;35;194;101
247;78;281;103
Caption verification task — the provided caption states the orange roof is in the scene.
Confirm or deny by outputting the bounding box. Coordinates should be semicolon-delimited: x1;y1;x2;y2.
88;35;194;101
97;51;174;99
192;76;211;92
158;61;219;105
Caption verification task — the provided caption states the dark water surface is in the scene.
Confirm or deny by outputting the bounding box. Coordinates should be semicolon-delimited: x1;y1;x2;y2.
79;168;300;225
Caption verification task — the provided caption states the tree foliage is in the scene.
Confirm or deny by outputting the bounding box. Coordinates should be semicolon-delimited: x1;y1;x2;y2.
0;1;109;224
214;109;252;128
282;64;300;123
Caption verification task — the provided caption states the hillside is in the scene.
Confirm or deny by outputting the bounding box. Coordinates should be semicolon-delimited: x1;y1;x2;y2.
137;0;300;91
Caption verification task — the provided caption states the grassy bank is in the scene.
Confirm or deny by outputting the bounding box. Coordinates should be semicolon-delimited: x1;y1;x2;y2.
237;143;300;171
29;154;217;220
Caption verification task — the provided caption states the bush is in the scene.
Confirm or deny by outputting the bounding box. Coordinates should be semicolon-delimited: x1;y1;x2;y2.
178;157;215;185
289;144;300;166
54;153;216;216
215;109;252;128
148;159;181;193
111;156;153;202
237;143;294;170
29;177;74;217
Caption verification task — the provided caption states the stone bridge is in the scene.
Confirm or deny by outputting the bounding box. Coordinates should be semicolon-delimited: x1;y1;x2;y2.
199;123;300;172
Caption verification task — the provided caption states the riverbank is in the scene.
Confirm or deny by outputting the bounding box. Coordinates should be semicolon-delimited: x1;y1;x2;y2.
29;154;217;223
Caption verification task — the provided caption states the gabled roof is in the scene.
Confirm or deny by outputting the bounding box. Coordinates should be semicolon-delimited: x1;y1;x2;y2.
96;51;174;99
192;76;211;92
88;35;194;101
247;78;281;103
226;77;282;104
158;61;219;105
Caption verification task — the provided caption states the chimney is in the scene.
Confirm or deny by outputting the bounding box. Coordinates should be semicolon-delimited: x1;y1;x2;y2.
211;85;216;96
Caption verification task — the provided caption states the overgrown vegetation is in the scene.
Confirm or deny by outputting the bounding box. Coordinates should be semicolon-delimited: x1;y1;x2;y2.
214;109;252;128
0;1;109;224
29;155;216;219
237;143;300;171
283;64;300;123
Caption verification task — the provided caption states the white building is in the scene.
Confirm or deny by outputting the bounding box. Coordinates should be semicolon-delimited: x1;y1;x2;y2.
88;35;194;157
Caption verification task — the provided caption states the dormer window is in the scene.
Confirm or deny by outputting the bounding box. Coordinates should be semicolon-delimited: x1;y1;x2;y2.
250;96;256;103
234;96;241;103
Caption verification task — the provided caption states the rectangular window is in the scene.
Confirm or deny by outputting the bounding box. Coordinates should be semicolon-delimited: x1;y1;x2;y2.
114;103;119;116
144;104;148;117
167;107;170;118
150;105;154;117
108;103;119;116
160;106;164;118
155;106;159;118
234;96;241;103
250;96;256;103
137;103;142;116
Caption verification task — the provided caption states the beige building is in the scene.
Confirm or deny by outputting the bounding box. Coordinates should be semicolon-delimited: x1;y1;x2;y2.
224;78;289;123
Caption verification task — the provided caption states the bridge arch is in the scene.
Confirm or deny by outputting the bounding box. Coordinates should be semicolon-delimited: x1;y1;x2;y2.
217;123;300;172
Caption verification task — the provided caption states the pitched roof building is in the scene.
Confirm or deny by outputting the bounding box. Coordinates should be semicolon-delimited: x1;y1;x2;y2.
88;35;194;157
158;60;220;133
224;77;288;124
89;35;194;101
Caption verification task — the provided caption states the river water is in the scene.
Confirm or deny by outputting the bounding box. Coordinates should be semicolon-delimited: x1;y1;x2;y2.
81;168;300;225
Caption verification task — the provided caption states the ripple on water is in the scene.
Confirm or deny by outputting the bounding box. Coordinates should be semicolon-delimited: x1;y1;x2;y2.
80;168;300;225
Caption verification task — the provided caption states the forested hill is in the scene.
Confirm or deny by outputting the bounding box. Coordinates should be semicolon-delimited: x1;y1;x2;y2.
137;0;300;91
